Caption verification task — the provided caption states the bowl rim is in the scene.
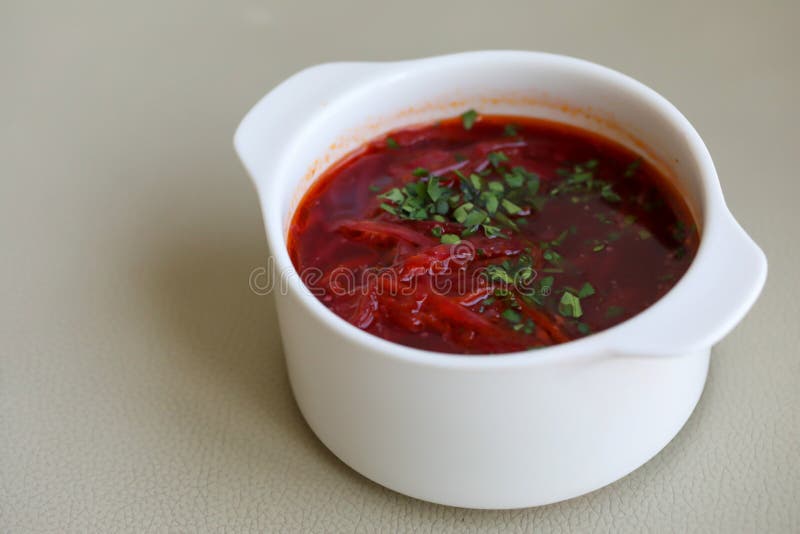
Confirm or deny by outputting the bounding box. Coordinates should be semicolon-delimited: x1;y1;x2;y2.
237;50;764;369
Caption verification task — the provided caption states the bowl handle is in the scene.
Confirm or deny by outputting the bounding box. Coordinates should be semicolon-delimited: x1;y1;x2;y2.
233;61;388;191
612;209;766;358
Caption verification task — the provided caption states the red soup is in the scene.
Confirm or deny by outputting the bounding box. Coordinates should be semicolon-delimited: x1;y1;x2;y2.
288;112;699;354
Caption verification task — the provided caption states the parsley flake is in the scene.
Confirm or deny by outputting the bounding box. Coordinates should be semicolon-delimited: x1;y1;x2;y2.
461;109;478;130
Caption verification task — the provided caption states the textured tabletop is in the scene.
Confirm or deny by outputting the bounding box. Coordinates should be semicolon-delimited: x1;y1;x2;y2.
2;1;798;532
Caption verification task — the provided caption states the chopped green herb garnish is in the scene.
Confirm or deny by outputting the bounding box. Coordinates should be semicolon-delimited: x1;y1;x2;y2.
427;176;443;201
440;234;461;244
487;181;505;194
483;193;499;214
452;202;473;223
551;230;569;247
543;249;562;265
486;264;514;284
504;172;524;189
380;203;397;215
672;220;688;241
469;173;483;191
487;151;509;168
482;224;505;238
380;188;404;203
503;124;519;136
431;226;444;237
577;282;595;298
577;322;591;335
501;198;522;215
385;137;399;149
462;209;488;228
605;305;625;319
601;184;621;202
461;109;478;130
412;167;429;177
494;212;519;231
502;308;522;323
624;159;641;177
558;292;583;318
638;229;652;240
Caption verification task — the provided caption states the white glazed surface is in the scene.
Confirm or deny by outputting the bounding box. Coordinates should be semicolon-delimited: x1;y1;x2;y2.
234;51;766;508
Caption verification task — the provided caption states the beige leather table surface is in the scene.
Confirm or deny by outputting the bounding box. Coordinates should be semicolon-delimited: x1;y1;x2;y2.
2;1;798;531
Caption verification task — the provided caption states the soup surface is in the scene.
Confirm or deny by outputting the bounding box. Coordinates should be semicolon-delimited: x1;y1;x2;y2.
288;112;698;354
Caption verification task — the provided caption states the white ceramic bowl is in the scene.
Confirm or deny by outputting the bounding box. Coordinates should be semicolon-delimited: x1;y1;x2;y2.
234;51;767;509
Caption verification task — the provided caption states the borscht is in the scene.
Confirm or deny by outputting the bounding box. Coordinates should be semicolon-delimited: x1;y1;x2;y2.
287;111;698;354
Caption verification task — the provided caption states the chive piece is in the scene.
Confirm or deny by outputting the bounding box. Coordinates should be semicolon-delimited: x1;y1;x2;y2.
462;209;487;228
386;137;399;149
517;266;534;281
488;181;504;194
503;124;518;136
453;203;473;223
578;282;595;298
551;229;569;247
412;167;429;177
487;151;509;168
624;159;641;177
379;188;404;203
426;176;443;201
469;173;483;191
638;229;652;240
605;305;625;319
577;322;591;335
486;265;514;284
558;292;583;318
527;175;540;196
440;234;461;245
461;109;478;130
502;308;521;323
504;171;524;189
543;249;562;265
484;194;499;214
571;171;593;184
432;214;446;222
538;276;554;297
501;198;522;215
592;243;606;252
482;224;505;238
494;212;519;232
601;184;621;202
369;184;381;193
380;203;397;215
